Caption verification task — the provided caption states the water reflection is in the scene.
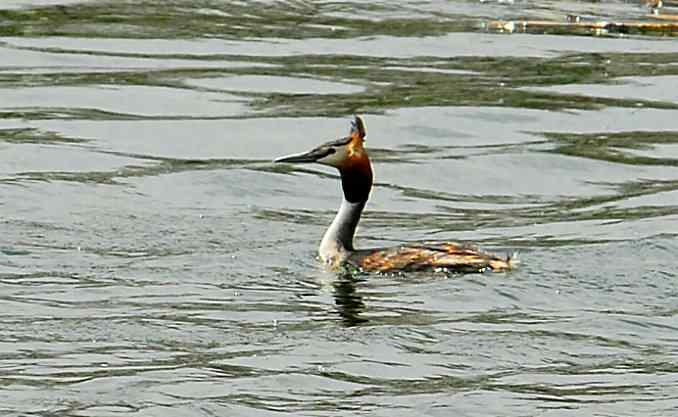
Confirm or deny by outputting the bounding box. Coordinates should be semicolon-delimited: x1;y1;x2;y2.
332;274;369;327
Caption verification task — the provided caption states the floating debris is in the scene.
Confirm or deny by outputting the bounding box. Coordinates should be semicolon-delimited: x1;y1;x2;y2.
652;13;678;21
485;15;678;36
566;15;581;24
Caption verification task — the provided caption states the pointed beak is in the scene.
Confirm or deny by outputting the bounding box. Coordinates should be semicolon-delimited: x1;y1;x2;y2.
274;147;333;164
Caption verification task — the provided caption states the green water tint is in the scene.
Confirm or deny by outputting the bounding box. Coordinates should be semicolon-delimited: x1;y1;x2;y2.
243;52;678;115
6;129;676;242
545;130;678;166
2;1;678;119
0;1;473;39
10;154;262;184
1;1;673;40
0;127;88;144
2;1;676;241
2;2;677;415
2;51;678;120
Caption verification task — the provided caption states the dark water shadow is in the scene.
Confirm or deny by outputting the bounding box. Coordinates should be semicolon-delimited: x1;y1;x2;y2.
332;273;369;327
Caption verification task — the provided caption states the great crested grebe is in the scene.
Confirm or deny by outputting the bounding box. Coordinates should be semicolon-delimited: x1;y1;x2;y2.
275;116;515;274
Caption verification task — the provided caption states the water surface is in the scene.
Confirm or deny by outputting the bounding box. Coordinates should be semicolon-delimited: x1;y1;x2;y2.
1;1;678;416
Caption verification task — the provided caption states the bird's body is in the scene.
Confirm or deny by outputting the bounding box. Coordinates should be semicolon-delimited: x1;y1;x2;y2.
275;116;515;274
349;242;513;274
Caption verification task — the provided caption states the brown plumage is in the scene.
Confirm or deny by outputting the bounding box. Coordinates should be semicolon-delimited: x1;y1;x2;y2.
350;242;515;274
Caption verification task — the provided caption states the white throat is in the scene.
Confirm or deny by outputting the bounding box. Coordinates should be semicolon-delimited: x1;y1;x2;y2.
319;198;366;267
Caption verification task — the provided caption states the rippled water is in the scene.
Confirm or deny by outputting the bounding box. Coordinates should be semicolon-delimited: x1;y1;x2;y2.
2;1;678;415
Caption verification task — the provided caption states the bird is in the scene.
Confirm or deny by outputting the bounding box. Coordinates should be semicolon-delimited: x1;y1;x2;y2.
274;116;516;274
645;0;663;15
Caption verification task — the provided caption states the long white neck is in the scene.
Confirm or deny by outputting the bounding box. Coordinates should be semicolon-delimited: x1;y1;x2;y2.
319;198;366;266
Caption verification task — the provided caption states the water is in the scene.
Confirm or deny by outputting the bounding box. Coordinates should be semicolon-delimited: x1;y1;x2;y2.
1;1;678;415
